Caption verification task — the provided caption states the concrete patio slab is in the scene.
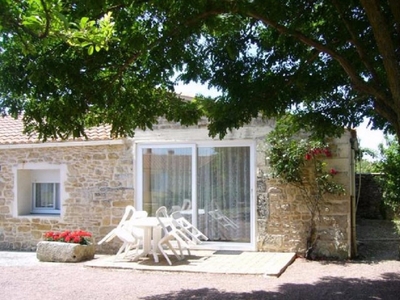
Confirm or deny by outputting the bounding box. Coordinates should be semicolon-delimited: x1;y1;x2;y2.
84;250;296;277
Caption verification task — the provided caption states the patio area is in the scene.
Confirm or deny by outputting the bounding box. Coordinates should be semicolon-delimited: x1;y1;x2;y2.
84;250;297;277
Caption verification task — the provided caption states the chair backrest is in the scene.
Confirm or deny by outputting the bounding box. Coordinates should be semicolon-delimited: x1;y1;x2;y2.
171;211;208;243
132;210;148;219
156;206;169;218
118;205;136;228
182;199;191;211
208;209;238;229
171;211;192;231
124;209;148;234
169;205;181;215
171;211;185;222
157;207;194;248
156;206;190;240
156;206;171;234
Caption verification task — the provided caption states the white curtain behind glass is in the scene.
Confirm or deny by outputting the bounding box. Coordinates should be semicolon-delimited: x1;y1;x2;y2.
197;147;250;242
142;145;251;243
34;183;54;208
143;147;192;216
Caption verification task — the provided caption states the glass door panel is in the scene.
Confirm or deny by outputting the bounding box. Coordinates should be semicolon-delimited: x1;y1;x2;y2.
138;143;252;246
141;146;193;216
197;146;251;243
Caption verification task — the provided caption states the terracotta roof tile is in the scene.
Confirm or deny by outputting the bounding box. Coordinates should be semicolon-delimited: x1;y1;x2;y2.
0;116;114;145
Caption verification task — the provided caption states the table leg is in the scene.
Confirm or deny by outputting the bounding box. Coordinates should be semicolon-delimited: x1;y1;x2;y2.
151;226;163;263
130;227;152;262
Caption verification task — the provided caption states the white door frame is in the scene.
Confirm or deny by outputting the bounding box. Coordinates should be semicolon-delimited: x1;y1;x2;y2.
135;140;257;251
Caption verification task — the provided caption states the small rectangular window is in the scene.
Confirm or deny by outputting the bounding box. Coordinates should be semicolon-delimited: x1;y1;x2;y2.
32;183;60;214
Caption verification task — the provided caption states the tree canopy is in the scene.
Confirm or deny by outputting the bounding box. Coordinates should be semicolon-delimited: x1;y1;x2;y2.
0;0;399;141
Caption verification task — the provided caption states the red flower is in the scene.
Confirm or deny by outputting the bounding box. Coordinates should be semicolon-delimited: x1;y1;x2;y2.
305;153;312;160
44;231;54;239
329;168;338;175
311;148;326;155
60;231;69;238
43;230;92;245
323;148;332;157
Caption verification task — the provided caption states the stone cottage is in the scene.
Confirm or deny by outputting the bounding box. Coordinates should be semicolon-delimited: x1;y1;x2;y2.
0;112;357;259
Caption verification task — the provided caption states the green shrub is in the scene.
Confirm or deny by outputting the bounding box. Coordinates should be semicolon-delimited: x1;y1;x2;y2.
376;137;400;217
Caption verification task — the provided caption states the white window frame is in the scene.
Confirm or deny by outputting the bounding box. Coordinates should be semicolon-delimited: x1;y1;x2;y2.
13;163;67;217
135;140;256;251
31;182;60;214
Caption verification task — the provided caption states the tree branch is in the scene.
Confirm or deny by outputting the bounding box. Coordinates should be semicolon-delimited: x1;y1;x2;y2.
360;0;400;103
330;0;382;88
388;0;400;45
38;0;50;39
244;10;387;102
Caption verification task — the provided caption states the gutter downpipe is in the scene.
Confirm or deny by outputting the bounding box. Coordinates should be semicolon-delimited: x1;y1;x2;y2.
349;133;358;258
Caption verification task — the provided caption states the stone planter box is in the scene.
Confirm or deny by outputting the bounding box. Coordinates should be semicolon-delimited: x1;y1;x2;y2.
36;241;95;262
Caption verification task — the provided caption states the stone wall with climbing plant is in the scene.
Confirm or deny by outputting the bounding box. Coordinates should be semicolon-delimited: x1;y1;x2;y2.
256;133;353;259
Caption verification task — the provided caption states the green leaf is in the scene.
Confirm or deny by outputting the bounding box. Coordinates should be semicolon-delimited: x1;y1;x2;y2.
55;12;69;30
22;16;43;26
79;17;89;29
87;45;94;55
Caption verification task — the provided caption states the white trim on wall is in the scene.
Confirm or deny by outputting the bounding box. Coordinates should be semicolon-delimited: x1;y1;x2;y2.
12;162;68;218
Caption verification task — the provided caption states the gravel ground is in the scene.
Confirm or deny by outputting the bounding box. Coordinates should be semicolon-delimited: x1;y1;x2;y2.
1;219;399;300
1;256;399;300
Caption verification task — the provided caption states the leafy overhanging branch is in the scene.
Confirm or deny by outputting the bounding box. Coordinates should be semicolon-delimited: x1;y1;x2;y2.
0;1;399;142
244;10;386;103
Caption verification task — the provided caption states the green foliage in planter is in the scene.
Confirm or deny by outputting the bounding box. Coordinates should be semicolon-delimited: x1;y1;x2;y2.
266;115;345;258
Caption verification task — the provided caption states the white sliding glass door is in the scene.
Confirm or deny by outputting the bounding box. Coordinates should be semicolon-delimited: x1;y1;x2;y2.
136;142;255;249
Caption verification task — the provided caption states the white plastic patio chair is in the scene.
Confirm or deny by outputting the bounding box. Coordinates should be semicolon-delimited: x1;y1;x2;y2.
207;200;239;230
208;209;238;230
114;210;148;259
97;205;137;245
156;206;192;265
171;211;208;244
97;205;148;259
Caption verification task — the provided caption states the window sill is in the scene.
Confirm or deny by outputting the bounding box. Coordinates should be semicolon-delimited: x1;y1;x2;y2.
18;214;61;218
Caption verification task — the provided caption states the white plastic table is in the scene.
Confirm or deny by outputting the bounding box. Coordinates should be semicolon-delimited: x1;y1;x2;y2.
128;217;171;263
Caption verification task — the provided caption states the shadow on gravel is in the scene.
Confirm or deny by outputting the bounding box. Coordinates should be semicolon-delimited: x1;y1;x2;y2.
141;272;400;300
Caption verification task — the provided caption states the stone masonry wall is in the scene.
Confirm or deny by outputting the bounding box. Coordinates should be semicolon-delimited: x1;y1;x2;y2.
0;141;135;253
0;121;353;258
